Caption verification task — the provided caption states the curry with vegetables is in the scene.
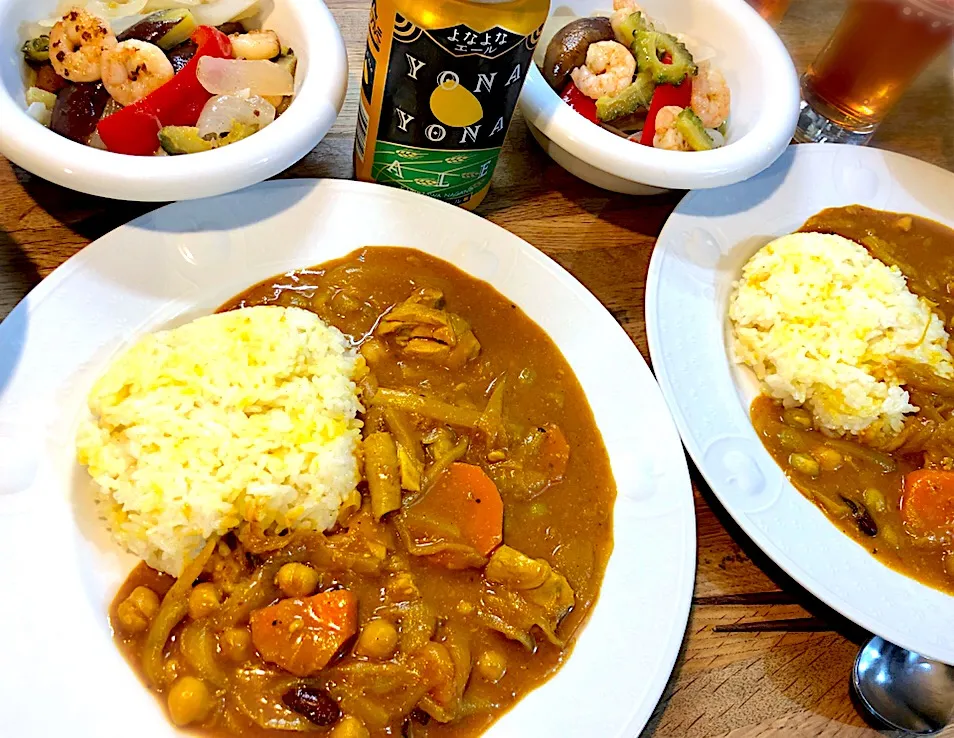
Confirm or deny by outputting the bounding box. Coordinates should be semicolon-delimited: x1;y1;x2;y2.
109;247;616;736
751;206;954;594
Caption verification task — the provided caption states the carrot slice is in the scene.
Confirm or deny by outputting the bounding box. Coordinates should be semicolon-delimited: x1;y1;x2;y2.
398;462;503;568
901;470;954;537
249;590;357;676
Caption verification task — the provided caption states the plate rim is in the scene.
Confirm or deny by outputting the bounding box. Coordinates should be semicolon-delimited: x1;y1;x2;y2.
646;143;954;664
0;178;696;736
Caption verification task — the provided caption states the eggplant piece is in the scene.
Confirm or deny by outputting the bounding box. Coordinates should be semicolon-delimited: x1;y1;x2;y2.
216;22;246;36
158;122;257;155
167;40;198;73
542;17;614;91
33;64;69;95
118;9;197;49
50;83;111;143
841;496;879;537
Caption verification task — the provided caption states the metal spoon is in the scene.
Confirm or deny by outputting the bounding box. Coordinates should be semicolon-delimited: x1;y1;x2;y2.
852;636;954;735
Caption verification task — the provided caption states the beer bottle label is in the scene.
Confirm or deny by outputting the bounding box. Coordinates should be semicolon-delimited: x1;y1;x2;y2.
357;0;542;206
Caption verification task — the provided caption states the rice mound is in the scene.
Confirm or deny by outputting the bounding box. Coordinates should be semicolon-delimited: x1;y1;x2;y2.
729;232;954;437
76;306;363;576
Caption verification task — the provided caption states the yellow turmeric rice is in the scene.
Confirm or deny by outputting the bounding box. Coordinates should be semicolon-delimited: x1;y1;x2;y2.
76;306;363;576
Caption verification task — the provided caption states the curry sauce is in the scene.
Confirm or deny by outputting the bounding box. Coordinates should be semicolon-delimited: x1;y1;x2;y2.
110;247;617;737
751;206;954;595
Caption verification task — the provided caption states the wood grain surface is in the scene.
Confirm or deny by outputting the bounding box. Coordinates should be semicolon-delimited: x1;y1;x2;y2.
1;1;952;736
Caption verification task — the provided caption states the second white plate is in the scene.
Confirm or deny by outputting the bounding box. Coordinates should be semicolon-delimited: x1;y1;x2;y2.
647;143;954;664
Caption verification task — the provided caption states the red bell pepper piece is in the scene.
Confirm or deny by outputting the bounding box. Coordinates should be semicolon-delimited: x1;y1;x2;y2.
560;81;599;124
107;111;163;156
640;53;693;146
98;26;232;155
639;78;692;146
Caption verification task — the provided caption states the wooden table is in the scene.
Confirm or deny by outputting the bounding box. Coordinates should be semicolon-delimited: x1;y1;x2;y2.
1;1;952;735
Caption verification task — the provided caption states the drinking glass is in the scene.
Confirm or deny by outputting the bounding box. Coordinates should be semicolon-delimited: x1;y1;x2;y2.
795;0;954;145
744;0;792;25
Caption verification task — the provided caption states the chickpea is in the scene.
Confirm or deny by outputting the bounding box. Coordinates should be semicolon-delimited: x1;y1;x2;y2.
331;716;371;738
789;452;820;478
777;428;804;452
354;619;399;660
276;563;320;598
220;626;253;662
529;502;549;517
813;447;843;472
167;676;214;727
116;586;160;634
188;582;221;620
476;649;507;683
782;407;813;430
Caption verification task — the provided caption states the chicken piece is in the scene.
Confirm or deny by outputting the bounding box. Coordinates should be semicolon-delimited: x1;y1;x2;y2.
376;288;480;368
489;424;570;501
476;546;575;649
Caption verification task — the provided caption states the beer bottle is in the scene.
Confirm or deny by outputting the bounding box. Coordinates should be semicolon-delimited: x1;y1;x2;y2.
354;0;550;210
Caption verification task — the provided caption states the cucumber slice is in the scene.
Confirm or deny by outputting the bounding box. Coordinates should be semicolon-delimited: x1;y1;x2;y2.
596;72;655;122
159;122;258;155
633;31;696;86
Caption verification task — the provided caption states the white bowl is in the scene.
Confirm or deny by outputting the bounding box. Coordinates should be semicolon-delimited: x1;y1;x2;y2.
519;0;800;194
0;0;347;201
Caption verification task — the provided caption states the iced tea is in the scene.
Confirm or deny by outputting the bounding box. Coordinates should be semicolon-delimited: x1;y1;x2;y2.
744;0;791;25
798;0;953;141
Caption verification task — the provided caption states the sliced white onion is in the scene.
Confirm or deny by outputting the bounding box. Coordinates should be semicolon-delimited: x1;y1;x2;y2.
197;57;294;97
110;13;152;34
26;101;52;127
197;93;275;138
143;0;204;10
707;128;726;148
192;0;260;27
86;0;149;20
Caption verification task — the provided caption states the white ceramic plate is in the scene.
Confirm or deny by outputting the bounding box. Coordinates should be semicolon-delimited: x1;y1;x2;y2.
0;179;694;737
647;143;954;664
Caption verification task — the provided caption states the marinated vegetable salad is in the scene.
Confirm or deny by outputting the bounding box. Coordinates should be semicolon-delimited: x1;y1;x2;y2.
20;1;296;156
541;0;730;151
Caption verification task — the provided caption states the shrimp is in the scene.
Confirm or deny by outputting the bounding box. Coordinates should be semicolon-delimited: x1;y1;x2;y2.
48;7;116;83
570;41;636;100
101;40;175;106
690;61;730;129
613;0;641;10
230;31;282;61
653;105;691;151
